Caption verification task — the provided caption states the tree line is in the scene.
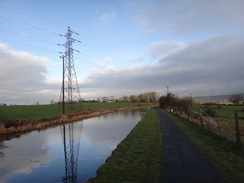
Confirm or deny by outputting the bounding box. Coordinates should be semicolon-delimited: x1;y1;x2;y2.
159;93;194;113
95;91;159;104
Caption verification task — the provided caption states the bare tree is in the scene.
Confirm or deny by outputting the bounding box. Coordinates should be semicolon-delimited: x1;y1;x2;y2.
229;94;243;105
102;96;108;102
137;93;148;102
148;91;159;104
122;96;129;103
129;95;137;103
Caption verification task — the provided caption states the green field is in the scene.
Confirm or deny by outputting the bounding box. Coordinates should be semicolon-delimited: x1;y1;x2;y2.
191;105;244;118
88;108;162;183
0;102;151;121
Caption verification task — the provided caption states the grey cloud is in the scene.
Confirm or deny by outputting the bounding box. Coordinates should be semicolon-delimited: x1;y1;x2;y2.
131;0;244;36
81;34;244;98
146;40;186;60
0;44;59;104
158;35;244;95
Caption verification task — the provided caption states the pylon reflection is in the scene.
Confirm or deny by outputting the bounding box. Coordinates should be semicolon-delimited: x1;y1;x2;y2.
61;123;82;183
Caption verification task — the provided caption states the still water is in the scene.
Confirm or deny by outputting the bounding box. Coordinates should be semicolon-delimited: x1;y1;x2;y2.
0;110;144;183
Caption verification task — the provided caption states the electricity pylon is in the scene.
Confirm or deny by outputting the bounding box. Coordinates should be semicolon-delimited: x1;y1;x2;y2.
59;26;82;112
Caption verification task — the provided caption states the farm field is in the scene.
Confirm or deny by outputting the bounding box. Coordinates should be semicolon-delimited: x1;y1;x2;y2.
191;104;244;118
0;102;152;121
190;104;244;142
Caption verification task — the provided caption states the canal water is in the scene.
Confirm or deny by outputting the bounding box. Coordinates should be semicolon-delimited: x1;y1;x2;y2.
0;110;144;183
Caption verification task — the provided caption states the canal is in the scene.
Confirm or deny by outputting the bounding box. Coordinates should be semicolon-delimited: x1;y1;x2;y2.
0;109;144;183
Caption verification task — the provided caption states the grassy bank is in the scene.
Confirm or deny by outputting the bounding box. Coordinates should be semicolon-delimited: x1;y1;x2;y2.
87;108;162;183
166;111;244;183
0;102;151;121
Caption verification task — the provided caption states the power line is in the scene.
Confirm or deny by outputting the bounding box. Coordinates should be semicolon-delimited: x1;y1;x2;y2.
0;7;131;65
78;39;135;66
0;5;66;30
0;14;60;35
0;28;58;45
0;5;135;66
0;40;59;53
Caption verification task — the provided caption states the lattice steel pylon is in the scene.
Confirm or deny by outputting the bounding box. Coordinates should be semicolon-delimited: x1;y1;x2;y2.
59;26;82;111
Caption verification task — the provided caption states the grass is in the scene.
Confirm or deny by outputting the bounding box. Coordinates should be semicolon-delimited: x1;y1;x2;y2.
190;104;244;142
87;108;162;183
191;105;244;118
0;102;151;121
166;111;244;183
0;104;62;121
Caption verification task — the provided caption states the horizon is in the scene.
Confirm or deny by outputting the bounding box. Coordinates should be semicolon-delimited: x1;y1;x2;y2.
2;92;243;106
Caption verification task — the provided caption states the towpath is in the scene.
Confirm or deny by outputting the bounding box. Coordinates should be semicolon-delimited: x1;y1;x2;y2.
155;107;226;183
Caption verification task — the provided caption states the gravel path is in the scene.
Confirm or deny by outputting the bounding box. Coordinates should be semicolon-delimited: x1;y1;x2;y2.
155;107;226;183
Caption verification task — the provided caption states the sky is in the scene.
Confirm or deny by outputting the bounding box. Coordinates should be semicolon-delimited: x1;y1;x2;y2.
0;0;243;105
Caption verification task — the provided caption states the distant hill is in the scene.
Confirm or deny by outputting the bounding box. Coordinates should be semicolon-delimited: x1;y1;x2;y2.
194;93;244;104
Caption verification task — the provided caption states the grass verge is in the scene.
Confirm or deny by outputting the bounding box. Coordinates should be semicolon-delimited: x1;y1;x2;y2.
87;108;162;183
166;111;244;183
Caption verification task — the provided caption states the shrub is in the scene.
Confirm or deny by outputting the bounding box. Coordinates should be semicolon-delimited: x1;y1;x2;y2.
204;108;216;117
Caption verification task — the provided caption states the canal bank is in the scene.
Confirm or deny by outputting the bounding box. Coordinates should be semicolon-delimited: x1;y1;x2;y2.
87;108;162;183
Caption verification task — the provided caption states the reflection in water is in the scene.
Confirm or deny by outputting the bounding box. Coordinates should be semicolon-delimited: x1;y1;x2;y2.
0;131;52;183
0;142;6;161
0;109;144;183
61;123;83;183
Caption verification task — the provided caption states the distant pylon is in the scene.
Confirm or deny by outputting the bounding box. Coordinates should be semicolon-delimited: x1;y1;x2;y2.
59;26;82;111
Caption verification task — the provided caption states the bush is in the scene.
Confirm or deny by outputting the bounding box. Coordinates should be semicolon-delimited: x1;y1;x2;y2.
204;108;216;117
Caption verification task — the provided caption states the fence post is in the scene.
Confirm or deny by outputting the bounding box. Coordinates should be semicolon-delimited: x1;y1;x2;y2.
187;109;190;120
200;115;204;128
235;112;241;144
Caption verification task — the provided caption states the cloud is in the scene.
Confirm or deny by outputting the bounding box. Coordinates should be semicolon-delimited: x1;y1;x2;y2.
0;133;51;182
0;44;59;104
92;55;113;68
80;34;244;98
146;40;186;60
99;12;116;26
131;57;144;64
131;0;244;37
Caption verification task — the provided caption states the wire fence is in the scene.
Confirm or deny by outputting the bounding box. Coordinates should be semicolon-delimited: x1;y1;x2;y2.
170;107;244;144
